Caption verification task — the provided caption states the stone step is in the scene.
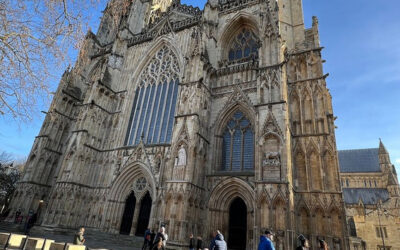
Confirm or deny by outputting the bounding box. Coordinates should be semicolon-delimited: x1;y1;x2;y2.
0;221;144;250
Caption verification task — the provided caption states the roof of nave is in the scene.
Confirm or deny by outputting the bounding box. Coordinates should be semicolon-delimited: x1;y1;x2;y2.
343;188;389;205
338;148;381;173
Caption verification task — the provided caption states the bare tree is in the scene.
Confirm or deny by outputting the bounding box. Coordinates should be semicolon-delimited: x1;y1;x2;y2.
0;151;23;214
0;151;13;164
0;0;132;122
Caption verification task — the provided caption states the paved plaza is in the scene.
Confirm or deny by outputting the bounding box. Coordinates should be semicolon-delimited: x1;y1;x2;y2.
0;221;142;250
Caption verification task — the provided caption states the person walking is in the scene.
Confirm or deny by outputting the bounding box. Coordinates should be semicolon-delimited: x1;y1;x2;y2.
258;230;275;250
209;230;227;250
189;234;195;250
196;236;203;250
142;228;151;250
150;229;156;250
154;227;168;247
24;210;36;235
319;239;329;250
296;235;310;250
73;227;86;245
14;208;21;223
152;238;165;250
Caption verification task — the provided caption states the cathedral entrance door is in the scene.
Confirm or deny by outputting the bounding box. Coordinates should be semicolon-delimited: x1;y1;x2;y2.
135;192;152;236
228;198;247;250
120;192;136;235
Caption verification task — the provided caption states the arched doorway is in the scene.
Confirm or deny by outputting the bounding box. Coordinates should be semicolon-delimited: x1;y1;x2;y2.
136;192;152;236
228;197;247;250
120;192;136;235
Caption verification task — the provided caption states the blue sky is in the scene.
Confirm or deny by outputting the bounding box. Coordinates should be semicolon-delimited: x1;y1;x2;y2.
1;0;399;173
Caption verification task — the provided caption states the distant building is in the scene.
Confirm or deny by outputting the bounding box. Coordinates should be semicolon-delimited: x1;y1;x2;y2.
339;141;400;250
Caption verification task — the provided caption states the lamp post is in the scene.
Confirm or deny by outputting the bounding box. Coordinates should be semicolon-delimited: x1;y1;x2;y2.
377;200;388;250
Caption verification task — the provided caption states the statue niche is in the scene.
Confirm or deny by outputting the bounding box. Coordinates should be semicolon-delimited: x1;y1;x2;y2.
173;144;187;180
262;134;281;180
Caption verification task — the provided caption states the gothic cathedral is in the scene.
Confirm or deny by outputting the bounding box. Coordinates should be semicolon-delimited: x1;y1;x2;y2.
8;0;347;249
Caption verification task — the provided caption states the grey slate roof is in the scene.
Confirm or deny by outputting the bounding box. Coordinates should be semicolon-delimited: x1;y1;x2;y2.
342;188;389;205
338;148;381;173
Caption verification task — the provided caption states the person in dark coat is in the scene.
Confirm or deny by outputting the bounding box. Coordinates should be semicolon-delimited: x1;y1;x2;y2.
196;236;203;250
142;228;151;250
152;238;165;250
296;235;310;250
24;210;36;235
154;228;166;248
209;230;227;250
258;230;275;250
14;208;21;223
149;229;156;249
189;234;195;250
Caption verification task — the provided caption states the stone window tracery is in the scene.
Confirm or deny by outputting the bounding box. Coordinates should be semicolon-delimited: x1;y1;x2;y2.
221;111;254;171
228;27;259;62
126;46;180;145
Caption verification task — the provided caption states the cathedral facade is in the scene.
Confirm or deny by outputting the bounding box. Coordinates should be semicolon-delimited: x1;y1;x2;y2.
7;0;348;249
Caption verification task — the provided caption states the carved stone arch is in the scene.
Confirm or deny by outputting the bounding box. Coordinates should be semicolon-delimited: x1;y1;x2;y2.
313;205;326;235
293;141;307;190
307;140;322;191
129;37;185;86
217;11;260;46
213;99;256;172
328;206;342;237
217;11;261;66
306;138;320;156
173;123;190;151
297;205;311;234
323;149;338;191
289;89;301;134
108;162;156;204
293;140;305;156
171;132;189;180
302;88;314;134
212;89;256;133
272;195;287;231
208;177;254;212
261;111;283;138
260;121;283;180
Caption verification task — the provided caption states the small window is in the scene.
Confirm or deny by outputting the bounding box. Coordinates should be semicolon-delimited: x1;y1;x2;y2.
374;180;377;187
346;179;349;187
228;28;259;62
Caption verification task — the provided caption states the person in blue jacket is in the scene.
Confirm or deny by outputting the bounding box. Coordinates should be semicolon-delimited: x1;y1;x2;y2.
258;230;275;250
209;230;227;250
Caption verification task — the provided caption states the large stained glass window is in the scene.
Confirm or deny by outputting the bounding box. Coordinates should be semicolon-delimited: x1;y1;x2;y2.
126;46;180;145
221;111;254;171
228;28;259;62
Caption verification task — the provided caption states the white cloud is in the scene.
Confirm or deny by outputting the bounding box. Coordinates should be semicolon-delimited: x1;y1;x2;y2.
395;158;400;165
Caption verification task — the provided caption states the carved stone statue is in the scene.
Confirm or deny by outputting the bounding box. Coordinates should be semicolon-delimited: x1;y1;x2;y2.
177;145;187;166
263;152;280;167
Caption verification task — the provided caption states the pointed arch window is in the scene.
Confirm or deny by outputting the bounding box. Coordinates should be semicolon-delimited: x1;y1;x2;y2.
125;46;180;145
228;27;259;62
221;111;254;171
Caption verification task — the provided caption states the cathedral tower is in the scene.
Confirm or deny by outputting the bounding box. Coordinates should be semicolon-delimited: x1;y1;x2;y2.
8;0;347;249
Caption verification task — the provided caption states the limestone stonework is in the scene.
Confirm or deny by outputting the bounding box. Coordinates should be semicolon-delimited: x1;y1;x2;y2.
8;0;348;249
339;142;400;250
